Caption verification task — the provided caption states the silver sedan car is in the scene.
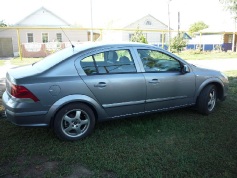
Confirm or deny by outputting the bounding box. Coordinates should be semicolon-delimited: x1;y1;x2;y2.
2;42;229;141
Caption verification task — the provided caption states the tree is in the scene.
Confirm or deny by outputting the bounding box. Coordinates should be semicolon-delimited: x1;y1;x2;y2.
0;20;7;27
220;0;237;18
188;21;208;37
130;27;148;44
220;0;237;52
170;33;187;53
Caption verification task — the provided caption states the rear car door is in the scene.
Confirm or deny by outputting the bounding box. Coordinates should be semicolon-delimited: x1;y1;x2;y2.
76;48;146;118
137;49;196;112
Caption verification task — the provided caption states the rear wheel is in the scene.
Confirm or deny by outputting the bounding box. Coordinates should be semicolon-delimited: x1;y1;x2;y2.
197;85;217;115
54;103;95;141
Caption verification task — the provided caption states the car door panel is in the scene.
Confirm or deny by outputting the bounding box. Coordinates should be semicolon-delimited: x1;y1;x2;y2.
136;48;196;112
81;74;146;117
144;72;196;111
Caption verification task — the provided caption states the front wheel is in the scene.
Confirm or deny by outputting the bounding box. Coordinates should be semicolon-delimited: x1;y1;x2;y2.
197;85;217;115
54;103;95;141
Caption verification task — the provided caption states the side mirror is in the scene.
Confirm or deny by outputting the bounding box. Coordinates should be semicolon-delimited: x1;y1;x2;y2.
181;64;190;74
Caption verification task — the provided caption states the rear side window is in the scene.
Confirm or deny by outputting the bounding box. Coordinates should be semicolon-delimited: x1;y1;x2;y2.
34;47;77;71
80;49;137;75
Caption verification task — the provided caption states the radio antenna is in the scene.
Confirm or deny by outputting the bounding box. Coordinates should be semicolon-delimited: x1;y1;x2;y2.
60;27;75;48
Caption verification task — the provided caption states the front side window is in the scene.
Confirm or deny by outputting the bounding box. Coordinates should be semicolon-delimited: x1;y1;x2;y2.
137;49;181;72
42;33;48;43
27;33;34;43
80;49;137;75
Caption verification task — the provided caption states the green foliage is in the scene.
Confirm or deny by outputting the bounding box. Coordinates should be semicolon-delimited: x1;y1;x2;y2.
220;0;237;18
170;33;187;52
130;27;148;44
0;20;7;27
188;21;208;36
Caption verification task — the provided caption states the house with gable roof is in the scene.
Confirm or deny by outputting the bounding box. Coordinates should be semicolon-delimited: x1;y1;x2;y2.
124;14;169;44
102;14;170;46
14;6;89;44
0;7;88;57
0;10;171;57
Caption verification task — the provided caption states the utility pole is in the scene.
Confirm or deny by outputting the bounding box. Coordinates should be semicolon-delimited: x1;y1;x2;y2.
167;0;172;51
232;17;236;52
90;0;93;42
178;11;180;37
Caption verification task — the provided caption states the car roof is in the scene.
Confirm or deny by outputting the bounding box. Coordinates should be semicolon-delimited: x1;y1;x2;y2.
73;42;160;52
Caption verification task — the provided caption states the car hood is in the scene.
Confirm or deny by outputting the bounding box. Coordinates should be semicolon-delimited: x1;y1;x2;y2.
190;64;221;74
190;64;228;82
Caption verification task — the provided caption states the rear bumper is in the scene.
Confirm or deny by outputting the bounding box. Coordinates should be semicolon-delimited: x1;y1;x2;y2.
2;91;49;127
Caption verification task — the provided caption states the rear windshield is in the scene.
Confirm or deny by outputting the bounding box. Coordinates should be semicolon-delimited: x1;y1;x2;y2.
33;47;77;71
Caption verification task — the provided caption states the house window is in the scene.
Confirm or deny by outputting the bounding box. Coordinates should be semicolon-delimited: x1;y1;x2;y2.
160;34;166;43
145;20;152;25
42;33;48;43
27;33;34;43
228;34;233;43
129;33;147;42
56;33;62;42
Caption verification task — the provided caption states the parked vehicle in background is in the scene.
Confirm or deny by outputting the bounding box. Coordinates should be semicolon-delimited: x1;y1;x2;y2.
2;42;229;141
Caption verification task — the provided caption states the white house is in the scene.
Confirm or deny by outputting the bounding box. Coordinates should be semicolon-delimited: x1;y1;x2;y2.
102;14;170;46
187;27;237;51
124;14;169;44
0;9;171;57
0;7;88;57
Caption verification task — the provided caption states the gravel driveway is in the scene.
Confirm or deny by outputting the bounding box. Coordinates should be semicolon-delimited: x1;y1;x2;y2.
188;58;237;72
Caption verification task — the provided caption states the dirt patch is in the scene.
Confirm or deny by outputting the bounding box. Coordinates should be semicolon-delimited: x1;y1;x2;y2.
0;155;97;178
1;156;59;177
65;164;94;178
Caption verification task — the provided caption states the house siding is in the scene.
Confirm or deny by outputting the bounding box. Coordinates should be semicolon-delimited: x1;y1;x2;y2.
19;29;88;43
123;15;168;44
0;29;18;56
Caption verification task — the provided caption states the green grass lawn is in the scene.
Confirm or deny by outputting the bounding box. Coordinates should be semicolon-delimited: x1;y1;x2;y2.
0;57;42;67
9;57;42;66
174;51;237;60
0;71;237;177
0;60;5;66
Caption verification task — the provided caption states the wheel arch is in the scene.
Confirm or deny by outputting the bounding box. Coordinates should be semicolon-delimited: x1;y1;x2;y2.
195;78;224;102
45;95;108;127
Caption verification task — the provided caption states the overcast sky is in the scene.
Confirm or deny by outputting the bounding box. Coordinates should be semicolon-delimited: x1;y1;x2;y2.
0;0;235;30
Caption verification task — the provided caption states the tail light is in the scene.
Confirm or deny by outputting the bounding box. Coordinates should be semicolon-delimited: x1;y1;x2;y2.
10;83;39;102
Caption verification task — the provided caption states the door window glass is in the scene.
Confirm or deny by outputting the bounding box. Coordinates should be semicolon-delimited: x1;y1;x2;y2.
81;49;137;75
137;49;181;72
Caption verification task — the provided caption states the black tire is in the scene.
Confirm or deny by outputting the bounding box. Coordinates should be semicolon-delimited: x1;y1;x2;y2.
197;85;217;115
54;103;95;141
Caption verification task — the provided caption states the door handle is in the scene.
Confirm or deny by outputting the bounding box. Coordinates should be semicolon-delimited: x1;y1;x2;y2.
94;82;107;87
149;79;160;84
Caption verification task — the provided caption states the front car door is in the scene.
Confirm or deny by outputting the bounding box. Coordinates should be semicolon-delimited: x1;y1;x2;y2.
76;48;146;118
136;48;196;112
